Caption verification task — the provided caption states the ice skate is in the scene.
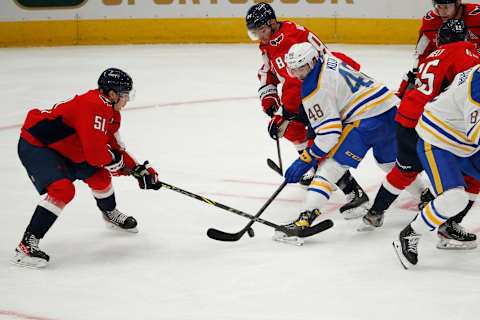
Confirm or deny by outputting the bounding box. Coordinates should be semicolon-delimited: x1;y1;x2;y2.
10;232;50;268
299;166;316;187
418;188;435;210
392;224;421;269
272;209;320;246
340;187;369;220
102;208;138;233
437;219;477;250
357;208;384;232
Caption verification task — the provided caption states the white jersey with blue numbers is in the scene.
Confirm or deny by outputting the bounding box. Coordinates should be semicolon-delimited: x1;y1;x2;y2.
301;53;399;157
416;64;480;157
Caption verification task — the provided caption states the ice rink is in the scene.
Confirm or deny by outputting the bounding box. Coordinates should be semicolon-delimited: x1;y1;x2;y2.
1;43;479;320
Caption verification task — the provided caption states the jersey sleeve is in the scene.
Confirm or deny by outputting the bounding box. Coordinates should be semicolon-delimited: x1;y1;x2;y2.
258;49;280;89
301;65;342;158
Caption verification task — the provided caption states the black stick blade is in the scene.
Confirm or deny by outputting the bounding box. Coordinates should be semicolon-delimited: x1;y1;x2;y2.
267;158;282;176
207;228;243;241
297;219;334;238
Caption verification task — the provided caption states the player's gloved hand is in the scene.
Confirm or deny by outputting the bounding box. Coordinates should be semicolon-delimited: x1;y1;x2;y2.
285;149;317;183
105;149;124;173
407;68;418;85
395;68;418;99
268;114;290;140
259;84;280;117
132;161;161;190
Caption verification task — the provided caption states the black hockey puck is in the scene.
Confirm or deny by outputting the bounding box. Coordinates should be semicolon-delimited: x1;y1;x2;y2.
247;228;255;237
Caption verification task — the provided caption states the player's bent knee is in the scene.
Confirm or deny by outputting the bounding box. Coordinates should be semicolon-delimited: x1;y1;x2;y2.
318;158;348;186
85;168;112;191
436;187;469;215
46;178;75;205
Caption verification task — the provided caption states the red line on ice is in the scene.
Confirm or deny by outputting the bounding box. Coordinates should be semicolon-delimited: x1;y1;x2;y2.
0;96;257;132
0;310;55;320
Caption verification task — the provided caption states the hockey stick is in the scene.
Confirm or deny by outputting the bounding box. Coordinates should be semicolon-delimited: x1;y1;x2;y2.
207;181;288;241
266;138;283;175
123;169;333;238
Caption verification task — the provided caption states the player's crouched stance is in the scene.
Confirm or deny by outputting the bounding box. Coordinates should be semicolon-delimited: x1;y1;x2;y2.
11;68;160;268
393;65;480;269
273;43;399;245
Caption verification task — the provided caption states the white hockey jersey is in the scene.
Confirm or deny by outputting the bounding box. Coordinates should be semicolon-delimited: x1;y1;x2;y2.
301;53;399;157
416;64;480;157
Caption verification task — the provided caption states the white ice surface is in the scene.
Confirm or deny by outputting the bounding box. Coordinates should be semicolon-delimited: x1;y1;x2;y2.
1;44;479;320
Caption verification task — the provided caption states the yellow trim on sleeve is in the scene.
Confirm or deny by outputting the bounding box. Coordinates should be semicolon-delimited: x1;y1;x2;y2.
341;84;382;118
418;120;474;153
315;123;342;133
424;110;470;142
355;92;395;117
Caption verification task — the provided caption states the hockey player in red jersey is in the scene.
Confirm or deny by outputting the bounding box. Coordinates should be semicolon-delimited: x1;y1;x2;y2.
397;0;480;99
246;2;369;219
12;68;161;268
360;20;479;249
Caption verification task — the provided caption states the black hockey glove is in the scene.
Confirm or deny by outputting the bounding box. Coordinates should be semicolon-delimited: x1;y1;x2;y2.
132;161;161;190
105;149;124;173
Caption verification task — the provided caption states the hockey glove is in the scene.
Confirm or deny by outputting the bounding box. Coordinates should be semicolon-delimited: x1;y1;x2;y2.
268;114;290;140
285;149;317;183
259;84;280;117
105;149;124;173
132;161;161;190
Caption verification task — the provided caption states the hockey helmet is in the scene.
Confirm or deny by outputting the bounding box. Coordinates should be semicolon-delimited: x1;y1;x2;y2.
98;68;133;94
437;19;468;45
432;0;460;5
285;42;319;78
246;2;276;32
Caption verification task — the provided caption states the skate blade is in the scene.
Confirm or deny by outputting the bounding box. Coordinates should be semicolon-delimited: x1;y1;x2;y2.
392;241;414;270
342;209;366;220
272;231;304;246
10;252;48;268
436;239;477;250
356;222;378;232
104;221;139;233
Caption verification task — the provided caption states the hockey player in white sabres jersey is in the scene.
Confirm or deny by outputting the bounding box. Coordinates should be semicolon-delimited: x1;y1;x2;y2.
393;65;480;269
273;42;400;244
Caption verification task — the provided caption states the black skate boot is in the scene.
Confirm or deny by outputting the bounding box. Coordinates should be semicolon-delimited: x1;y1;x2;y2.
392;224;421;269
357;208;384;232
299;165;317;186
339;187;369;220
102;208;138;233
437;219;477;250
418;188;435;210
11;231;50;268
273;209;321;245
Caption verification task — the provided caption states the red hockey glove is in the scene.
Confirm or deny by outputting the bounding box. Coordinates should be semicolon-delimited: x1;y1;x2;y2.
258;84;280;117
268;114;290;140
132;161;161;190
396;68;418;99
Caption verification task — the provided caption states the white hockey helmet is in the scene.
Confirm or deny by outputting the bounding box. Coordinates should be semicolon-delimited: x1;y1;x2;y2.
285;42;319;77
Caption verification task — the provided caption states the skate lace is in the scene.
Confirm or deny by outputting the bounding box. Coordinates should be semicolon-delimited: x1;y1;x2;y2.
451;221;469;237
106;209;127;224
25;234;40;251
405;235;420;254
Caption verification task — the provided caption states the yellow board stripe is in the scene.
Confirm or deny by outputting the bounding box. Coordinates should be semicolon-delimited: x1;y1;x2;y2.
424;142;443;194
418;119;474;153
328;120;360;157
424;204;443;226
310;181;332;193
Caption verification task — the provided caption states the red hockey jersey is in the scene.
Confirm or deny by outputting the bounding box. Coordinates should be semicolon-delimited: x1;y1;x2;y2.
414;3;480;66
21;89;119;167
396;41;480;128
257;21;329;114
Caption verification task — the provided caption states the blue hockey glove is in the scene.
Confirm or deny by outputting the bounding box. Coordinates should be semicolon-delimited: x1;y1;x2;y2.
285;149;317;183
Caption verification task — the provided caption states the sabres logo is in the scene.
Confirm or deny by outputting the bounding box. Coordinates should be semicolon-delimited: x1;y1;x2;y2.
270;34;284;47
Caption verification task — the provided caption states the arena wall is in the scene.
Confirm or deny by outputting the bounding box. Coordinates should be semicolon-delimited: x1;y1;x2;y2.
0;0;456;47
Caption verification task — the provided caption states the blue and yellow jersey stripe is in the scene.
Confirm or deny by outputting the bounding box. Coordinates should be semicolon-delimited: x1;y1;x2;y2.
342;85;393;121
